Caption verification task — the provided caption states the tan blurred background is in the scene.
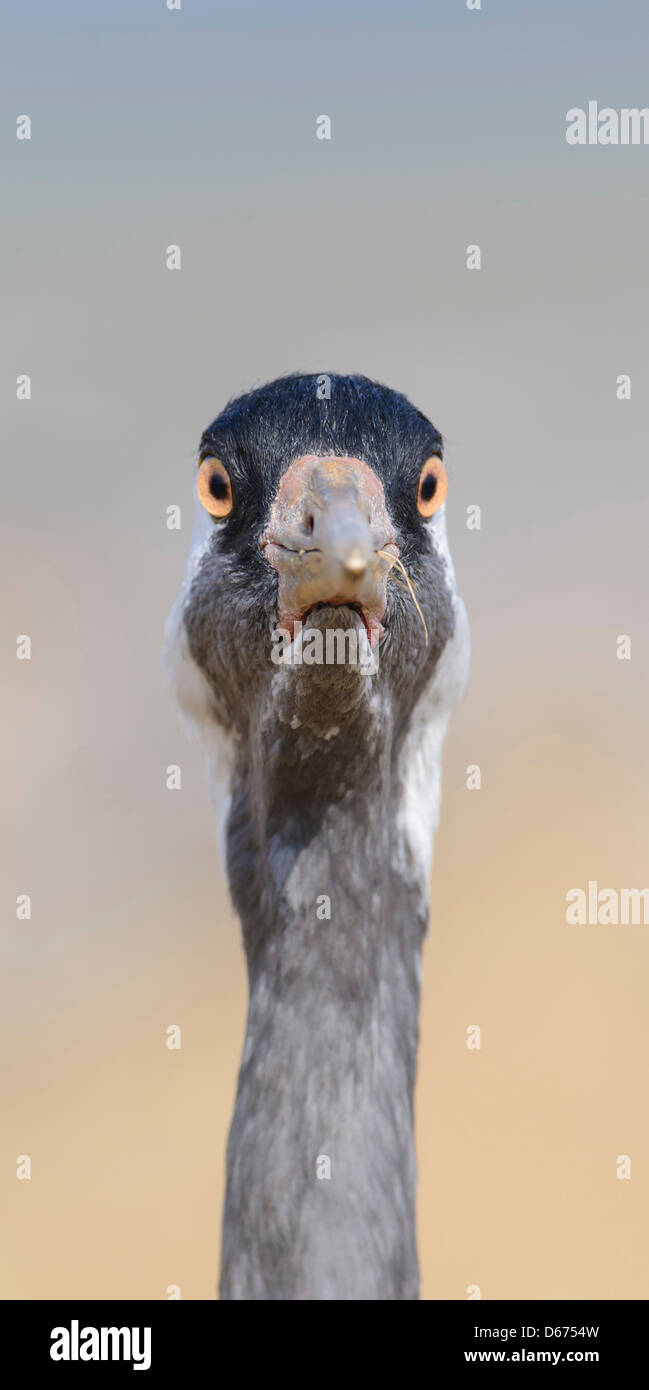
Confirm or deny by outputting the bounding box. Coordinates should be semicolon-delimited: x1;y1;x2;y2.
2;0;648;1299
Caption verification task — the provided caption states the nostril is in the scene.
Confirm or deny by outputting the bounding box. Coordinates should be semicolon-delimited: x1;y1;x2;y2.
305;515;315;535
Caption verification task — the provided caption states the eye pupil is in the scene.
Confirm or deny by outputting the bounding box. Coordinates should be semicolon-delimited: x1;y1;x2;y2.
209;472;229;501
420;472;437;502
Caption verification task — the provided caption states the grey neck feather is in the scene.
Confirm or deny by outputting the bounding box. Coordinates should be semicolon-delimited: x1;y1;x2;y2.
219;669;428;1301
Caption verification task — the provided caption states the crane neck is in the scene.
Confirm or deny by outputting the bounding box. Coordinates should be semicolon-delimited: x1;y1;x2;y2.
219;689;430;1300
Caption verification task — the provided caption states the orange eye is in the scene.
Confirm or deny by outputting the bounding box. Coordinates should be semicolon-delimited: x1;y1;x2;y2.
416;455;448;518
197;456;233;518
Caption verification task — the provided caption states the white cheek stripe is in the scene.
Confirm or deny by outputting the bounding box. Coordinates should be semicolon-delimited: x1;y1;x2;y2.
163;497;234;868
394;508;470;900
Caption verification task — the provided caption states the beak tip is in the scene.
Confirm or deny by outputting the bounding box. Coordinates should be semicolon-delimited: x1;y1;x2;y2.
343;548;368;579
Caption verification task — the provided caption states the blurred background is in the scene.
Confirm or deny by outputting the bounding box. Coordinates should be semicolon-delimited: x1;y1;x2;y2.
2;0;648;1299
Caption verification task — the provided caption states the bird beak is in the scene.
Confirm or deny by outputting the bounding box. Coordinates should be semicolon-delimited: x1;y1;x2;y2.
261;455;397;645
